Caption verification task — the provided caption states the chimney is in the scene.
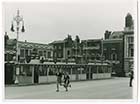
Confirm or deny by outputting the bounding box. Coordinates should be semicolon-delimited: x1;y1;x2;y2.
104;30;111;39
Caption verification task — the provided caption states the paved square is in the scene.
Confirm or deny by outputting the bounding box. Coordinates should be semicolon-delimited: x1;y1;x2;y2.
5;77;132;99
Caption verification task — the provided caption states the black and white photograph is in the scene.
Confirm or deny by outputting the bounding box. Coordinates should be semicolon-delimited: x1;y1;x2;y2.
1;0;138;102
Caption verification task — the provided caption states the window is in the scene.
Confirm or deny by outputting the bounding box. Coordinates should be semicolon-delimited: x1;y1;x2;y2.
91;66;97;73
67;50;70;56
128;37;133;43
58;52;62;58
25;49;28;56
48;52;51;58
44;51;46;57
20;49;25;57
130;48;134;57
98;66;103;73
54;46;57;49
72;68;78;74
39;66;48;76
39;51;43;56
58;46;62;50
29;50;31;56
111;53;117;60
20;65;32;76
48;68;57;76
54;52;57;58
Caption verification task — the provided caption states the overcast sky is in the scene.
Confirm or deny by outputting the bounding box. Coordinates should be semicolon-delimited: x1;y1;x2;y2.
3;0;136;44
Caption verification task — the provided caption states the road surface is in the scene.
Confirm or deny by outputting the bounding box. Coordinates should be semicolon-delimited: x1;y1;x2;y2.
5;77;132;99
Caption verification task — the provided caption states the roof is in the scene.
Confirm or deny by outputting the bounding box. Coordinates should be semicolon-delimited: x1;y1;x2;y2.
18;41;53;50
51;40;65;44
109;31;124;39
7;39;17;45
103;39;122;43
81;39;101;42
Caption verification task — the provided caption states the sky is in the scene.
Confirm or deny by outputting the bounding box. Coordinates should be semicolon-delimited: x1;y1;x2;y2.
3;0;136;44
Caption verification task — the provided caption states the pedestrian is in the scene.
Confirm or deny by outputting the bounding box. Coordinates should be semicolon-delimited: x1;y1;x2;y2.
63;72;71;92
56;70;63;92
129;70;134;87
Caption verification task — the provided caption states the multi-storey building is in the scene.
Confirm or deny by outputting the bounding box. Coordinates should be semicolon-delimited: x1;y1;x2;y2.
5;36;53;63
18;41;53;63
51;35;82;63
5;13;134;77
123;13;134;76
103;39;124;76
81;39;102;63
102;13;134;76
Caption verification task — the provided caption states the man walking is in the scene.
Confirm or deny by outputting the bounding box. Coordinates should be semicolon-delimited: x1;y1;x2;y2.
63;72;71;91
56;70;63;92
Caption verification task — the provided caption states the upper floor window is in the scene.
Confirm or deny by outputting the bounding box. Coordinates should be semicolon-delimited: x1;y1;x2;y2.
25;49;28;56
128;37;134;43
111;53;117;60
58;46;62;50
129;48;134;57
67;50;70;56
58;52;62;58
39;51;43;56
48;52;51;58
20;49;25;57
44;51;46;57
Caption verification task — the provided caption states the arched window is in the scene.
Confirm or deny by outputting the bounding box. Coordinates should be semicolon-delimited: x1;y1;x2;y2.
111;53;117;60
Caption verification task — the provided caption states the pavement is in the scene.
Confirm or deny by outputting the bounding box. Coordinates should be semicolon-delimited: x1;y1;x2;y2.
5;77;133;99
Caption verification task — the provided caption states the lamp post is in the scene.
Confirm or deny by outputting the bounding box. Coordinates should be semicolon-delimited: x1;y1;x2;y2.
101;38;104;73
11;10;25;84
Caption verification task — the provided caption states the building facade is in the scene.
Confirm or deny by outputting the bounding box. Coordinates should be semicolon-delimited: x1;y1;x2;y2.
5;13;134;77
81;39;102;63
103;39;124;76
5;37;53;64
123;13;134;76
51;35;82;63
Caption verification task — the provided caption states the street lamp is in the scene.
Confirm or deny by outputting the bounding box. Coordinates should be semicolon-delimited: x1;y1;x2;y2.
11;10;25;84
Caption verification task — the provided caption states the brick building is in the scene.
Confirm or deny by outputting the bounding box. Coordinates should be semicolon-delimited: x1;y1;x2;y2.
5;36;53;64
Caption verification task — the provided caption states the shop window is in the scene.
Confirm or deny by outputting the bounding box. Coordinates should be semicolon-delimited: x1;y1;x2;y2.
98;66;103;73
48;68;57;76
39;66;48;76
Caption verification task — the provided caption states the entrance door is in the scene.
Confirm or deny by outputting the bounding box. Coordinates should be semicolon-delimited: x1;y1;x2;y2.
34;66;39;83
86;68;89;80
